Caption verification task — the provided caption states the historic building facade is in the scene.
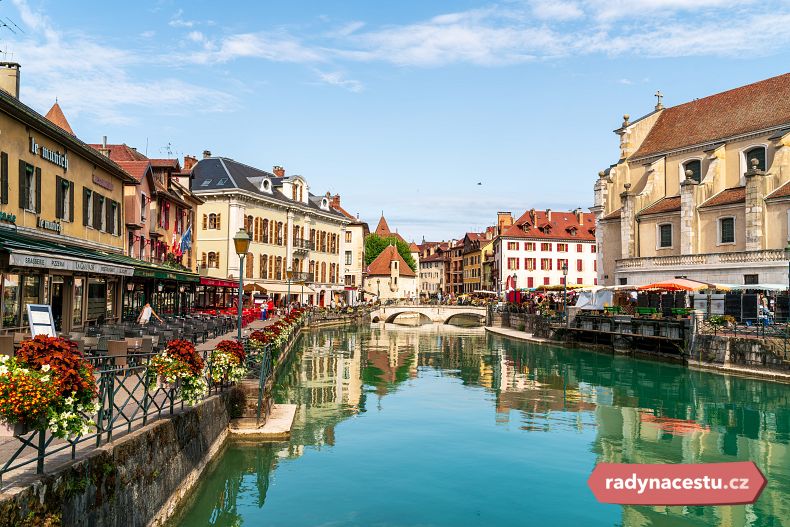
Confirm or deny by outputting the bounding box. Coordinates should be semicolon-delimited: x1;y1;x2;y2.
364;245;417;301
594;73;790;286
191;157;350;306
493;209;598;292
418;241;449;297
330;194;368;305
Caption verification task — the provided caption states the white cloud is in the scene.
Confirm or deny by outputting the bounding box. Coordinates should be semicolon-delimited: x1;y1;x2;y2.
187;31;205;43
581;0;757;21
9;0;234;125
314;70;364;93
530;1;583;21
189;32;326;64
168;9;196;28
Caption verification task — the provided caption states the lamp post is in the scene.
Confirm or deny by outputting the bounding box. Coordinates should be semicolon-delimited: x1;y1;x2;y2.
233;228;251;342
562;262;568;324
286;268;293;313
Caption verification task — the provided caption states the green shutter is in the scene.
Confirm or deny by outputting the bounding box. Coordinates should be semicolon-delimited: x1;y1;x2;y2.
34;167;41;213
55;176;63;219
0;152;7;205
68;181;74;222
83;188;91;226
18;160;26;209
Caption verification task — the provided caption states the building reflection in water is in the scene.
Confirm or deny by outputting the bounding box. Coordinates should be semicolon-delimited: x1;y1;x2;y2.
177;326;789;527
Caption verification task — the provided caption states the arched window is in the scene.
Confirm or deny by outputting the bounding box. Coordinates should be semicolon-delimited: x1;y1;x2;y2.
293;225;300;243
263;219;269;242
245;253;253;278
683;159;702;183
276;222;283;245
208;213;217;229
275;256;282;280
321;262;327;283
309;260;315;280
207;252;218;268
260;254;267;278
201;252;207;268
745;146;766;171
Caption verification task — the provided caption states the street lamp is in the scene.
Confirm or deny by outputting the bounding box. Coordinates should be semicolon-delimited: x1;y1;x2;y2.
562;262;569;324
233;228;251;342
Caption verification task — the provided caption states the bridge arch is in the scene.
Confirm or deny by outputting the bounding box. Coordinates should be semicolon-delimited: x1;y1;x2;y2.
443;312;485;326
384;311;433;325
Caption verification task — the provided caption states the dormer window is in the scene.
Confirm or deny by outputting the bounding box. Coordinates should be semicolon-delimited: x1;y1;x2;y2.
320;197;329;210
260;179;272;193
683;159;702;183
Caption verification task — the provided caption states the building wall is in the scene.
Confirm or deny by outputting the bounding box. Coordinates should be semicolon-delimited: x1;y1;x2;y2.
0;112;126;251
497;237;598;288
419;260;444;294
339;222;365;303
636;214;681;257
366;274;417;301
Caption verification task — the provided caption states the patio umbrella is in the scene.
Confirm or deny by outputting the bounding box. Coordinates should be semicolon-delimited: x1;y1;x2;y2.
637;278;715;292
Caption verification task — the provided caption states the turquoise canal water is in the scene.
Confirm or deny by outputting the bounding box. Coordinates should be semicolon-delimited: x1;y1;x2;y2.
174;325;790;526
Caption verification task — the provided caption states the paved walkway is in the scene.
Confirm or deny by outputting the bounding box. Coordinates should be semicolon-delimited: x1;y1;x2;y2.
484;325;554;344
0;315;280;493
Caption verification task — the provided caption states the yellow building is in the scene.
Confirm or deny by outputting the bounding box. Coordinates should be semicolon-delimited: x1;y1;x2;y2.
462;228;496;293
0;63;138;332
191;158;351;306
595;73;790;287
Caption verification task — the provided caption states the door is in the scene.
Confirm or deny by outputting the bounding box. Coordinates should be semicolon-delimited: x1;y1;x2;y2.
50;279;64;332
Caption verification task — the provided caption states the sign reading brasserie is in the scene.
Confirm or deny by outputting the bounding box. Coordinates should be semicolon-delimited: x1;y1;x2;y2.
29;137;69;171
9;251;134;277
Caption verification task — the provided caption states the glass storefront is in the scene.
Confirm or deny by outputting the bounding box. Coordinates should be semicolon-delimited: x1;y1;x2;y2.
2;274;19;328
72;277;84;327
20;275;41;326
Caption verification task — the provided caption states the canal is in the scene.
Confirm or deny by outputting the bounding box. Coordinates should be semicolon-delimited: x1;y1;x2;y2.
173;324;790;526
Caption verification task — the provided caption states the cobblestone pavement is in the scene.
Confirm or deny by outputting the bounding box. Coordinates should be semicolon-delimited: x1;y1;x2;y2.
0;316;279;492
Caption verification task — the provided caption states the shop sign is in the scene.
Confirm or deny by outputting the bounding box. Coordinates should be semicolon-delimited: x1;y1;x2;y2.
37;217;62;234
29;137;69;171
0;211;16;225
9;251;134;277
92;174;114;191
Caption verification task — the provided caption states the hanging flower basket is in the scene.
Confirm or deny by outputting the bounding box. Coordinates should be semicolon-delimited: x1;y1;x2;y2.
209;340;247;384
147;339;208;405
0;336;98;439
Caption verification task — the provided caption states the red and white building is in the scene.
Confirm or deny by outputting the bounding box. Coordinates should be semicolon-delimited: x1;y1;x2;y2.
493;208;598;292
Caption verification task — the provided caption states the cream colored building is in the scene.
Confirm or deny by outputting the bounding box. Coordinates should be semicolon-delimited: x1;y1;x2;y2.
594;73;790;286
191;157;350;306
364;245;418;301
330;195;368;305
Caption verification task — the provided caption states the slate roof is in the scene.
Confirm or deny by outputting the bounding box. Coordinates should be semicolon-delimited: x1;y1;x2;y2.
366;245;416;277
633;73;790;158
637;196;681;216
502;209;596;241
44;101;74;135
699;186;746;208
191;157;346;219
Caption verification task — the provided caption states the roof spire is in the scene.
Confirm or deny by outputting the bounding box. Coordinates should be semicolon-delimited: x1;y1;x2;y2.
655;90;664;111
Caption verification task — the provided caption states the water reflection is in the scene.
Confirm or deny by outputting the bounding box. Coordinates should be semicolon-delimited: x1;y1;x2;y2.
174;325;790;527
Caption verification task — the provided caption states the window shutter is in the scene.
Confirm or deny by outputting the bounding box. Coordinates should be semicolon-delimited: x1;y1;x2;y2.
0;152;7;204
69;182;74;222
201;253;206;267
216;213;221;230
106;199;113;234
93;193;102;230
202;213;207;230
35;167;41;213
83;188;90;226
18;160;26;209
55;176;63;219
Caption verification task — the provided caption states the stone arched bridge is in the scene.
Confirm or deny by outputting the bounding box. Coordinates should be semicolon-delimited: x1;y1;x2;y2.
370;304;487;324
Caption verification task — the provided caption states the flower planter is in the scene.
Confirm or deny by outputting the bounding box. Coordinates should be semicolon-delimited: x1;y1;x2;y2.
0;421;32;437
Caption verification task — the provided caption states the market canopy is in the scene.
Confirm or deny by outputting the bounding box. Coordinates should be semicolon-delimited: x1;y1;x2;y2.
637;278;722;292
243;283;267;293
725;283;787;291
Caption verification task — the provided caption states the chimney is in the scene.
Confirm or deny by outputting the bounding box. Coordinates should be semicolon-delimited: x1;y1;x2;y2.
0;62;20;99
529;208;536;224
546;208;552;222
329;193;341;209
273;165;285;178
183;155;197;171
98;135;110;157
574;207;583;224
202;150;212;159
497;212;513;233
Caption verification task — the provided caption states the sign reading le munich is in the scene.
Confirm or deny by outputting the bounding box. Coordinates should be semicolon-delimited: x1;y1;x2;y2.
9;252;134;277
29;136;69;171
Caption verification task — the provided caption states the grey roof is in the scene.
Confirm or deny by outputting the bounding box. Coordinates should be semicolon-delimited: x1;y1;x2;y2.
191;157;345;218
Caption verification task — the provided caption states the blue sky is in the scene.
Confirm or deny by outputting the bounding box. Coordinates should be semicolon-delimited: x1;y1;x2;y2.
4;0;790;241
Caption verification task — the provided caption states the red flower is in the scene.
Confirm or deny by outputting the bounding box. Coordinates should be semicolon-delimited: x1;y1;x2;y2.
16;336;96;400
214;340;245;362
165;339;204;376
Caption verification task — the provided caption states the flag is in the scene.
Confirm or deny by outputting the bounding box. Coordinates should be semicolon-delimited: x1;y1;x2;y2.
181;223;192;253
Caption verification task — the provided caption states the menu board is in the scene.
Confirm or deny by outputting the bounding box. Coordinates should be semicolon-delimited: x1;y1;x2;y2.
27;304;56;337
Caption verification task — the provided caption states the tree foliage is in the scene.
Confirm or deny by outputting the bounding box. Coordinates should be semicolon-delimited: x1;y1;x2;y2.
364;234;417;271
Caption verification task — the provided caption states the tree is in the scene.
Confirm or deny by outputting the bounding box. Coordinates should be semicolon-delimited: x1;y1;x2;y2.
364;234;417;271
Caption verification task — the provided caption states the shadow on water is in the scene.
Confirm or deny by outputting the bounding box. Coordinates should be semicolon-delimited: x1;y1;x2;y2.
172;325;790;527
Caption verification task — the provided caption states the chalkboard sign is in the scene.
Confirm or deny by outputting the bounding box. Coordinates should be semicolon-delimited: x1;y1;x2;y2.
724;293;742;321
742;294;759;321
26;304;56;337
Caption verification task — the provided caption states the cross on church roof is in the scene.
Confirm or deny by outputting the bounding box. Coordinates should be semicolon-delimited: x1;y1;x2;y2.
655;90;664;110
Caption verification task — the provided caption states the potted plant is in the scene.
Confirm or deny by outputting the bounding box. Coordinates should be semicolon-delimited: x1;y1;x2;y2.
0;336;98;439
147;339;208;405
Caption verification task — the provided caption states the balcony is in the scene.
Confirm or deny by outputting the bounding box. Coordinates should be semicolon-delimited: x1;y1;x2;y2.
287;272;314;283
292;238;315;252
617;249;786;270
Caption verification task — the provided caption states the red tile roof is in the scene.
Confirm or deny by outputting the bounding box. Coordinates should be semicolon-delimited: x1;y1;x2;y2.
409;242;419;252
332;204;356;220
87;143;148;162
634;73;790;158
420;252;445;263
637;196;681;216
601;208;622;221
766;181;790;200
149;158;180;170
44;101;74;135
366;245;416;277
116;160;152;182
373;214;405;242
700;186;746;208
502;209;596;241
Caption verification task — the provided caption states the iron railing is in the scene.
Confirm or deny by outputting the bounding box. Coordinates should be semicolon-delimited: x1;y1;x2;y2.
292;238;315;251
